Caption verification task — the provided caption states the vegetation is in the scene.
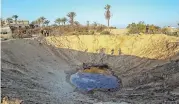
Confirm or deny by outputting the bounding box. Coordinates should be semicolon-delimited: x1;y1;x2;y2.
104;4;111;27
6;18;13;25
67;12;76;26
38;16;46;26
61;17;67;25
12;15;18;24
87;21;89;27
127;21;146;34
74;21;80;26
127;21;179;36
55;18;62;26
44;20;50;26
100;31;110;35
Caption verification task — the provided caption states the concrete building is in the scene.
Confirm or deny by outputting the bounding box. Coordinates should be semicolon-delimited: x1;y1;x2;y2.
4;20;29;27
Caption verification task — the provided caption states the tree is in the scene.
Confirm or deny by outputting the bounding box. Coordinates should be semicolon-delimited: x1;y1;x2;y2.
51;24;58;27
104;4;111;27
6;18;13;25
137;21;146;33
12;15;18;24
31;20;37;25
44;20;50;26
55;18;62;26
127;22;146;34
161;27;169;34
87;21;89;27
61;17;67;25
36;19;41;26
37;17;46;26
93;22;97;27
67;12;76;26
74;21;80;26
92;22;98;29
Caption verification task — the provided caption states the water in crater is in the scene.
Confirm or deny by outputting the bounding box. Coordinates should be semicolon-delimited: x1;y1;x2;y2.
70;64;120;91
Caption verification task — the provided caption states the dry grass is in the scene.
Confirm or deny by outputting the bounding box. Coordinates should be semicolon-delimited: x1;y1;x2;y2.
46;34;179;60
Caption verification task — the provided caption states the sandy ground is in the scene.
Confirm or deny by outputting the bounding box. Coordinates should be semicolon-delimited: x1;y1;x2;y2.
1;38;179;104
46;34;179;59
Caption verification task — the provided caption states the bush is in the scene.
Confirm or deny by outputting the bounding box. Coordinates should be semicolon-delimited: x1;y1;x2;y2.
100;31;110;35
127;21;146;34
127;21;162;34
90;30;95;35
161;27;179;37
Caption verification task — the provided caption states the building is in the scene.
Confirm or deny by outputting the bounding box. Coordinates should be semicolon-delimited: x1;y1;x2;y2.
4;20;29;27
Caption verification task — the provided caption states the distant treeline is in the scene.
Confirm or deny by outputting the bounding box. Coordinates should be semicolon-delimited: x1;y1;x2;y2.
127;21;179;36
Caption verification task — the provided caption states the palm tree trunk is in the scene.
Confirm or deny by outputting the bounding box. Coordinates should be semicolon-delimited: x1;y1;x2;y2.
72;18;74;26
107;19;109;27
15;19;17;25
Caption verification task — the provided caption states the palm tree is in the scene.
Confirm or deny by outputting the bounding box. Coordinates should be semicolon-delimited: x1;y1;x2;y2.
37;17;46;26
44;20;50;26
104;4;111;27
55;18;62;26
67;12;76;26
93;22;97;27
87;21;89;27
6;18;13;25
87;21;90;30
12;15;18;24
93;22;97;29
61;17;67;25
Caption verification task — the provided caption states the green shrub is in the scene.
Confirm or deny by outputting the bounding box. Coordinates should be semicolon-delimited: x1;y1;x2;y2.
127;21;146;34
127;21;162;34
100;31;110;35
90;30;95;35
166;32;179;37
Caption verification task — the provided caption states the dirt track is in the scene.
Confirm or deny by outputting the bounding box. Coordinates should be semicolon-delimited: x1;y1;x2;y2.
1;38;179;104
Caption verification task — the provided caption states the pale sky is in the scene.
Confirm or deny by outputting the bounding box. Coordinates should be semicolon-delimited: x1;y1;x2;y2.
2;0;179;28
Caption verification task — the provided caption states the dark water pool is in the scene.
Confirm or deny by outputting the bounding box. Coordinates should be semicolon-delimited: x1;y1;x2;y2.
70;72;120;91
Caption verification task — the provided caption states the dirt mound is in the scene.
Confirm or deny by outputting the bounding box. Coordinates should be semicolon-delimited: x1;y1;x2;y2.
1;38;179;103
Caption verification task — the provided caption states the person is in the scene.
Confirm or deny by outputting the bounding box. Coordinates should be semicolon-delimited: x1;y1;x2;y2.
118;48;121;55
99;48;106;63
84;49;88;52
111;49;114;55
146;24;149;34
100;48;105;55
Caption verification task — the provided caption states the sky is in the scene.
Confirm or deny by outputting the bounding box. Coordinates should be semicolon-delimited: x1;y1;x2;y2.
1;0;179;28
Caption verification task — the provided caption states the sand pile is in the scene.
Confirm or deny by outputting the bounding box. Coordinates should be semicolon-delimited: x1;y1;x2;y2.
46;34;179;59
